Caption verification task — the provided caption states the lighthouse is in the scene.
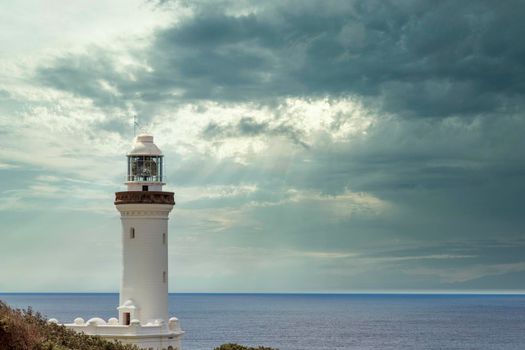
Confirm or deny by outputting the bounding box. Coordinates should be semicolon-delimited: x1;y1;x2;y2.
63;134;184;350
116;134;173;325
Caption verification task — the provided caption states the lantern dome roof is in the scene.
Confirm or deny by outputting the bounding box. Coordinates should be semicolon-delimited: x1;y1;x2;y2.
127;133;163;156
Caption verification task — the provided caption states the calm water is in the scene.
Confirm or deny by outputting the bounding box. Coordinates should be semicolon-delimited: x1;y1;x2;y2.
1;293;525;350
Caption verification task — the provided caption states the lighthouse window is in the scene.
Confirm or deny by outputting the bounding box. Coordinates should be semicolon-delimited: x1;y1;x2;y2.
163;233;166;245
129;155;163;182
130;227;135;239
163;271;167;283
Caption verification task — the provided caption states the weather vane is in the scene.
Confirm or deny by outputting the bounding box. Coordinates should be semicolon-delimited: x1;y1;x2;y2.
133;115;139;136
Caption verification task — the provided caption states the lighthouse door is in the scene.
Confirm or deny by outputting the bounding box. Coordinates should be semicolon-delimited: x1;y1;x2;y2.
124;312;130;325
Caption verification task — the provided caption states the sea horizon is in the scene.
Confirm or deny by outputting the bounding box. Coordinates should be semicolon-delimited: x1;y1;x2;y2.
3;290;525;295
3;292;525;350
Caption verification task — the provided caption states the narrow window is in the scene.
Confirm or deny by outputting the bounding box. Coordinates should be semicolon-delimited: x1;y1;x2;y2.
163;271;167;283
130;227;135;239
142;185;148;191
124;312;130;325
162;233;166;245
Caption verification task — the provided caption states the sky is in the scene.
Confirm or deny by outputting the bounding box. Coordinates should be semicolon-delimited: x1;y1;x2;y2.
0;0;524;293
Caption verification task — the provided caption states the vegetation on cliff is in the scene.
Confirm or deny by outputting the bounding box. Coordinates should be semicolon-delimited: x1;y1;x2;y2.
213;344;276;350
0;300;138;350
0;301;277;350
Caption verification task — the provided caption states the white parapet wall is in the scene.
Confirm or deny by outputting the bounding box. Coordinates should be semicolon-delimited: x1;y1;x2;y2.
61;316;183;350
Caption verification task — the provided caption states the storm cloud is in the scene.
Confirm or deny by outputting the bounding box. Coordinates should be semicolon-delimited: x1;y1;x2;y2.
37;0;525;118
1;0;524;292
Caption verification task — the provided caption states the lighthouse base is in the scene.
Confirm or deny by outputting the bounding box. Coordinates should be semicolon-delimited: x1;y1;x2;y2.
62;317;183;350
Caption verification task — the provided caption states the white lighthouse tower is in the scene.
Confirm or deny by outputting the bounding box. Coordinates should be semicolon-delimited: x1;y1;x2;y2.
63;134;184;350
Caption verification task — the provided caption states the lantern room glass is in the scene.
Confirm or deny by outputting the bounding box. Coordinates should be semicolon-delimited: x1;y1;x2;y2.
127;155;163;182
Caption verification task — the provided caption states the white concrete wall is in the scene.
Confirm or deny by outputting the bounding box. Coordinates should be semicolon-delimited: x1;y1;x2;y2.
126;182;164;191
116;203;174;325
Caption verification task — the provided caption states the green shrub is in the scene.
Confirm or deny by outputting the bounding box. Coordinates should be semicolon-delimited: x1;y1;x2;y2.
0;300;138;350
214;344;278;350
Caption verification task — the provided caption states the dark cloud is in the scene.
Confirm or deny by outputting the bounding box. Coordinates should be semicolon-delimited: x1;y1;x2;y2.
163;111;525;266
37;51;130;108
202;117;309;148
0;89;10;99
35;0;525;118
26;0;525;290
96;116;131;134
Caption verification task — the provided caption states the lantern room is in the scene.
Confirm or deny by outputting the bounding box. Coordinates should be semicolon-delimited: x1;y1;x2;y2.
126;134;165;191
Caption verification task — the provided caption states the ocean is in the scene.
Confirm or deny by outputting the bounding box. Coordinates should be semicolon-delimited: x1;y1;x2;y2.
1;293;525;350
